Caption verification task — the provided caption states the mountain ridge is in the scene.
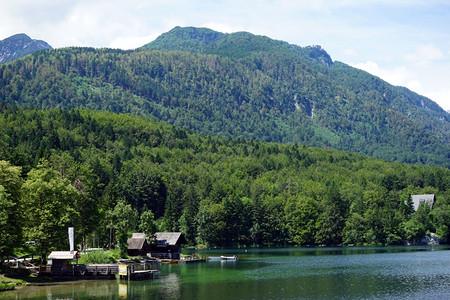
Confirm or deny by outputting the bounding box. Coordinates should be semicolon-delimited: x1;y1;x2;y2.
141;26;333;66
0;27;448;167
0;33;52;64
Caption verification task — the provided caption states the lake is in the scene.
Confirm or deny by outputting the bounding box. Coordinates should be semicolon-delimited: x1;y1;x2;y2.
2;245;449;299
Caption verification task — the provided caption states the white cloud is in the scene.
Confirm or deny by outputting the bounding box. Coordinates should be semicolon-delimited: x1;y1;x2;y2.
420;88;450;112
109;34;159;50
404;44;444;67
352;61;450;111
201;22;245;34
353;61;413;87
344;49;357;56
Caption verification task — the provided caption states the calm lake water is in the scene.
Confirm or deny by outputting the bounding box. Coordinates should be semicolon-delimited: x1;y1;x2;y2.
2;246;449;299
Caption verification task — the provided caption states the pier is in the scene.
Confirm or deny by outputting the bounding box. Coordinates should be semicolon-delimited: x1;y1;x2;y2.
118;260;160;281
39;259;160;281
39;264;119;280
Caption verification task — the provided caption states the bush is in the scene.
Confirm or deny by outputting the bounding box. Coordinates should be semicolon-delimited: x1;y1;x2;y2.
0;282;15;291
107;249;123;261
78;250;117;264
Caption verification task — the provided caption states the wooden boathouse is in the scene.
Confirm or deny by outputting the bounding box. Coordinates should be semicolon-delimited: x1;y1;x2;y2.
127;232;187;260
151;232;187;259
40;252;159;281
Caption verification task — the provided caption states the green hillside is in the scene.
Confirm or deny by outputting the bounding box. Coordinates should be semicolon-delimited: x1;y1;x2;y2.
141;26;333;66
0;27;448;167
1;108;449;260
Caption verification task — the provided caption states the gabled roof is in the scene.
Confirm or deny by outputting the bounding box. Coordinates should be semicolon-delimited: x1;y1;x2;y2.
154;232;187;246
128;232;187;247
411;194;435;211
127;237;148;250
48;251;78;260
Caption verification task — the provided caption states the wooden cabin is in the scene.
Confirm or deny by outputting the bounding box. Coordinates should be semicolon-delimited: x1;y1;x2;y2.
150;232;187;259
47;251;79;275
127;233;151;257
127;232;187;259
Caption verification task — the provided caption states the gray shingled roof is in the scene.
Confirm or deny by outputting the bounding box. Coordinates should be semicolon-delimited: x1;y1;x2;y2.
127;237;147;250
411;194;435;211
154;232;187;246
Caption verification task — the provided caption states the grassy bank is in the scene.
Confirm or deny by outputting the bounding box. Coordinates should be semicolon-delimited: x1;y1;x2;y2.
0;276;24;291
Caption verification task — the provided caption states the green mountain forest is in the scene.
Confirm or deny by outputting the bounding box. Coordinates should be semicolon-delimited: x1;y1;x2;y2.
0;27;448;167
1;108;449;261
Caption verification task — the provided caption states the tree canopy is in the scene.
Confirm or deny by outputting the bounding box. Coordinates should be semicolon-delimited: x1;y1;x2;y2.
0;108;448;259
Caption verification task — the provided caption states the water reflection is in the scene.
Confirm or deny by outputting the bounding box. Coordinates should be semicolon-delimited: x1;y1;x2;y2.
0;280;120;300
192;245;444;258
158;273;181;299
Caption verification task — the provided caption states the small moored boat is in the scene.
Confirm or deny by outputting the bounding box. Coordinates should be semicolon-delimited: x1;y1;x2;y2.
220;255;238;261
208;255;238;261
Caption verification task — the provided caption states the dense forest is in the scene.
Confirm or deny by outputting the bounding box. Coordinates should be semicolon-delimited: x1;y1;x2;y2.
1;108;449;261
0;27;448;167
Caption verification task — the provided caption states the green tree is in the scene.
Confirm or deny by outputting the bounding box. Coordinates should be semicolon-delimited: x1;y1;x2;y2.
0;187;16;262
139;209;157;237
343;212;366;245
314;182;347;245
285;195;318;245
21;161;80;262
122;162;167;217
178;186;199;245
0;161;23;262
109;199;137;257
196;201;226;247
432;196;450;240
50;152;101;250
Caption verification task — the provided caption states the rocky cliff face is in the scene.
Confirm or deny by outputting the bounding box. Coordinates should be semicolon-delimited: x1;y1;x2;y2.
0;33;52;64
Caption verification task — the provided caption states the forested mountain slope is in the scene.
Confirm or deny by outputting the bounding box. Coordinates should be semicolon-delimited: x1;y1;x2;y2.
1;108;449;254
0;27;448;167
0;33;52;64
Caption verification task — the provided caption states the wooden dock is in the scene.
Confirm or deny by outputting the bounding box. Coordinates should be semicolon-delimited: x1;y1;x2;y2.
118;261;160;281
39;260;160;281
181;258;207;264
158;258;206;264
39;264;119;280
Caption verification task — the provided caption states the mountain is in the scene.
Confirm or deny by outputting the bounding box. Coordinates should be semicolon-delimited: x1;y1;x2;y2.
0;27;448;167
141;26;333;66
0;33;52;64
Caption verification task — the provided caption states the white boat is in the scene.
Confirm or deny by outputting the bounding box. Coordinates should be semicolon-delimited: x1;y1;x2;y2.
220;255;238;261
208;255;238;261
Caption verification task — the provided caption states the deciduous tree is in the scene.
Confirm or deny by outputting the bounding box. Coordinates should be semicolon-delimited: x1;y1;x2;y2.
21;161;80;262
0;161;23;261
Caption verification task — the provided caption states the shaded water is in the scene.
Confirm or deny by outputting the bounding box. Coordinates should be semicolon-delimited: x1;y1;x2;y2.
2;246;449;299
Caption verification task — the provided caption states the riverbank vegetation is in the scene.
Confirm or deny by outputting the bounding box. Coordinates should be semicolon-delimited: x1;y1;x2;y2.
77;250;121;264
0;108;449;262
0;276;23;291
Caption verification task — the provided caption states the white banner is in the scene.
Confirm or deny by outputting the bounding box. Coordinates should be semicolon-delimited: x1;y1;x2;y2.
68;227;74;252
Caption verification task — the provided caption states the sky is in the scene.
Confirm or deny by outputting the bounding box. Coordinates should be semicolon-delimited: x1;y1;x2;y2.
1;0;450;111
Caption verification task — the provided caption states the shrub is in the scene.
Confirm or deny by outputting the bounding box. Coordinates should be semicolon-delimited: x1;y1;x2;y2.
0;283;15;291
78;250;117;264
